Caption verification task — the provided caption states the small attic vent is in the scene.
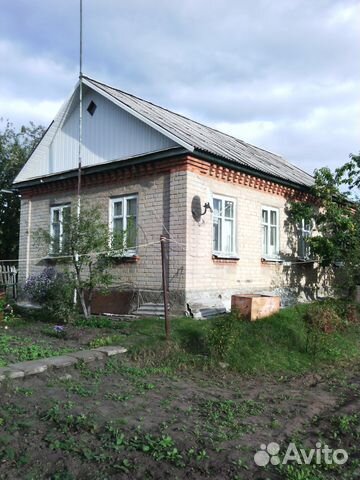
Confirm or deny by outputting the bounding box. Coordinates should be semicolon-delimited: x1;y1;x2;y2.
87;100;97;116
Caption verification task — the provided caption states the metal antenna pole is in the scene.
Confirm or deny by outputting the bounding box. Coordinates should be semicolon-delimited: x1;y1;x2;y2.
77;0;83;218
74;0;83;307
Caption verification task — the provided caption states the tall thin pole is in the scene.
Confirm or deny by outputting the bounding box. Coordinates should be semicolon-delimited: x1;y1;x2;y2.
77;0;83;218
160;235;170;341
74;0;83;306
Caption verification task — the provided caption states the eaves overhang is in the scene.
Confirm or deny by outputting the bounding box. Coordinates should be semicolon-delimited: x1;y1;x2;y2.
13;146;189;190
14;146;312;194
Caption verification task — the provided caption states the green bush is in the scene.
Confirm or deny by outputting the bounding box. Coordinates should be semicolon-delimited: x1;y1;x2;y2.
207;315;240;360
304;301;345;356
23;268;75;323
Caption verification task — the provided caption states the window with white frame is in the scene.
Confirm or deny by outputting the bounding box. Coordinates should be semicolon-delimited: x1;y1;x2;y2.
50;204;71;254
262;207;280;258
110;195;138;254
298;219;313;259
212;195;236;256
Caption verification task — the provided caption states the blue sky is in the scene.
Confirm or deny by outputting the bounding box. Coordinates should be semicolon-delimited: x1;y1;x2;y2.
0;0;359;174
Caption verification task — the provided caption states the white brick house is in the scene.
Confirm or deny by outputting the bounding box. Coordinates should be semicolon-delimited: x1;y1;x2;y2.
14;76;327;315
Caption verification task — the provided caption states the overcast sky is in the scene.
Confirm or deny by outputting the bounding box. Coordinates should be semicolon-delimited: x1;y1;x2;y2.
0;0;359;174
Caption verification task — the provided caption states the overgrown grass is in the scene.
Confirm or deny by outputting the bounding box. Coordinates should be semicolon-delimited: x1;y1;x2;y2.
0;334;73;367
6;301;360;376
123;303;360;375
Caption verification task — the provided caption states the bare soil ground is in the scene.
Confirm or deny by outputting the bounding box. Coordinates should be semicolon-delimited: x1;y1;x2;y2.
0;355;359;480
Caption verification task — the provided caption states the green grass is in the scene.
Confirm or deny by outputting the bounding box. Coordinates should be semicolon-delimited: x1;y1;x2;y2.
121;303;360;375
0;334;73;367
5;301;360;376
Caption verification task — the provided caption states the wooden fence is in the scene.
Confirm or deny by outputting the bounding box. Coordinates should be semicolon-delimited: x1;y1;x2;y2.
0;264;18;299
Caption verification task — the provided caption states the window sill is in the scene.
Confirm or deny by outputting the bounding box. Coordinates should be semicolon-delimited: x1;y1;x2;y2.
42;254;70;264
261;257;283;264
297;257;315;264
110;255;140;264
212;254;239;263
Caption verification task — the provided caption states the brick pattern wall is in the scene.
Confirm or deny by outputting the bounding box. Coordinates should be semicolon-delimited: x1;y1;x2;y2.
185;170;330;309
18;171;188;308
17;155;329;312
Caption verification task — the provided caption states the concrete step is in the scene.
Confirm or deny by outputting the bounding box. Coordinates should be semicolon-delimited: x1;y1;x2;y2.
133;303;167;317
194;307;227;319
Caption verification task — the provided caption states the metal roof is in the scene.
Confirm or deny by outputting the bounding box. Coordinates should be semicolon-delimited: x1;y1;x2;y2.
84;76;314;188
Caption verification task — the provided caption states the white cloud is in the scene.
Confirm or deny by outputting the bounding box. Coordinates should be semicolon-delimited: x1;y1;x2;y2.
0;0;358;174
213;120;277;150
0;96;61;126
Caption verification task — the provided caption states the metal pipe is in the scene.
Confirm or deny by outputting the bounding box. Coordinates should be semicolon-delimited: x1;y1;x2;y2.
160;235;170;340
77;0;83;218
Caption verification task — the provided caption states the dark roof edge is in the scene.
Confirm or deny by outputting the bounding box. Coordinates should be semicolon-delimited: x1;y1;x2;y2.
14;147;311;193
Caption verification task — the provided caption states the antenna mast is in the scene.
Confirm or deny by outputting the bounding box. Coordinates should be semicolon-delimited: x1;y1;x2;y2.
77;0;83;218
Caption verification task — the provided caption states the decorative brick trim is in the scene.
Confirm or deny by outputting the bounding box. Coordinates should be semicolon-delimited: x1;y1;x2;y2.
184;156;314;202
21;154;313;203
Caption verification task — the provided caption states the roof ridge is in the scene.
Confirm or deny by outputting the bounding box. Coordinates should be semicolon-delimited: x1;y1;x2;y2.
83;75;286;161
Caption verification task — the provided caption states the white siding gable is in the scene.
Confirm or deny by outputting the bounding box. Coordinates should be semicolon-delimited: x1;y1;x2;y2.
14;84;178;183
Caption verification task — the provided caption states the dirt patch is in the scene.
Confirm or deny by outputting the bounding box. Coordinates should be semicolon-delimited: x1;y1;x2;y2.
0;356;358;479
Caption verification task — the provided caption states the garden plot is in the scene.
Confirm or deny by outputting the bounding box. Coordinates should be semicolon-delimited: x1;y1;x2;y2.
0;356;359;479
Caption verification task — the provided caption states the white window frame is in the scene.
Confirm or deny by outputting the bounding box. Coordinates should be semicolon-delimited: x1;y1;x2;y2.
50;204;71;254
212;194;237;257
298;218;314;260
261;206;280;259
109;194;138;255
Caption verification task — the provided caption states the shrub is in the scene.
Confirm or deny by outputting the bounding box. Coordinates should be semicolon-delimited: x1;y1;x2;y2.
207;315;240;360
23;268;75;323
304;301;344;355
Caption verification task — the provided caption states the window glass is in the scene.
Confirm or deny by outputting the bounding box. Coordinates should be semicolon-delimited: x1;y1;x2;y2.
262;207;279;258
127;198;137;217
111;196;137;253
113;201;123;217
225;201;234;218
50;205;71;254
212;196;235;255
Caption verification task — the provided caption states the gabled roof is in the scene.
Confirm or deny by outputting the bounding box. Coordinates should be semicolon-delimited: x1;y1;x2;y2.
84;76;314;188
15;75;313;188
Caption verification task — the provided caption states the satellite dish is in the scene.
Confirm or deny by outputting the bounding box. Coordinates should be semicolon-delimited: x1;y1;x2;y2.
191;195;202;222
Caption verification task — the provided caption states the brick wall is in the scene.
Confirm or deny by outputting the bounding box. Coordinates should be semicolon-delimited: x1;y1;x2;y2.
184;170;332;310
18;156;332;313
18;170;188;312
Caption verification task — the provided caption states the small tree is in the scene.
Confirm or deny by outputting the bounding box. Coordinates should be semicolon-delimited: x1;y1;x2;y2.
37;203;125;318
288;155;360;295
0;121;45;259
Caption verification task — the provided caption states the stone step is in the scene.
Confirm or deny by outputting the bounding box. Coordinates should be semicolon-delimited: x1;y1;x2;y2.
0;346;127;382
133;303;167;317
194;307;227;319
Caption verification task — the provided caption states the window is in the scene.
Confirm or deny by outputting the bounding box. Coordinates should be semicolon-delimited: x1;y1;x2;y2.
298;219;313;259
262;207;279;258
87;100;97;116
212;195;236;256
110;195;138;254
50;204;71;254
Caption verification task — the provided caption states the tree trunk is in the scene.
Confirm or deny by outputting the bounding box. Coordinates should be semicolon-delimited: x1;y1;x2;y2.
78;288;89;319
